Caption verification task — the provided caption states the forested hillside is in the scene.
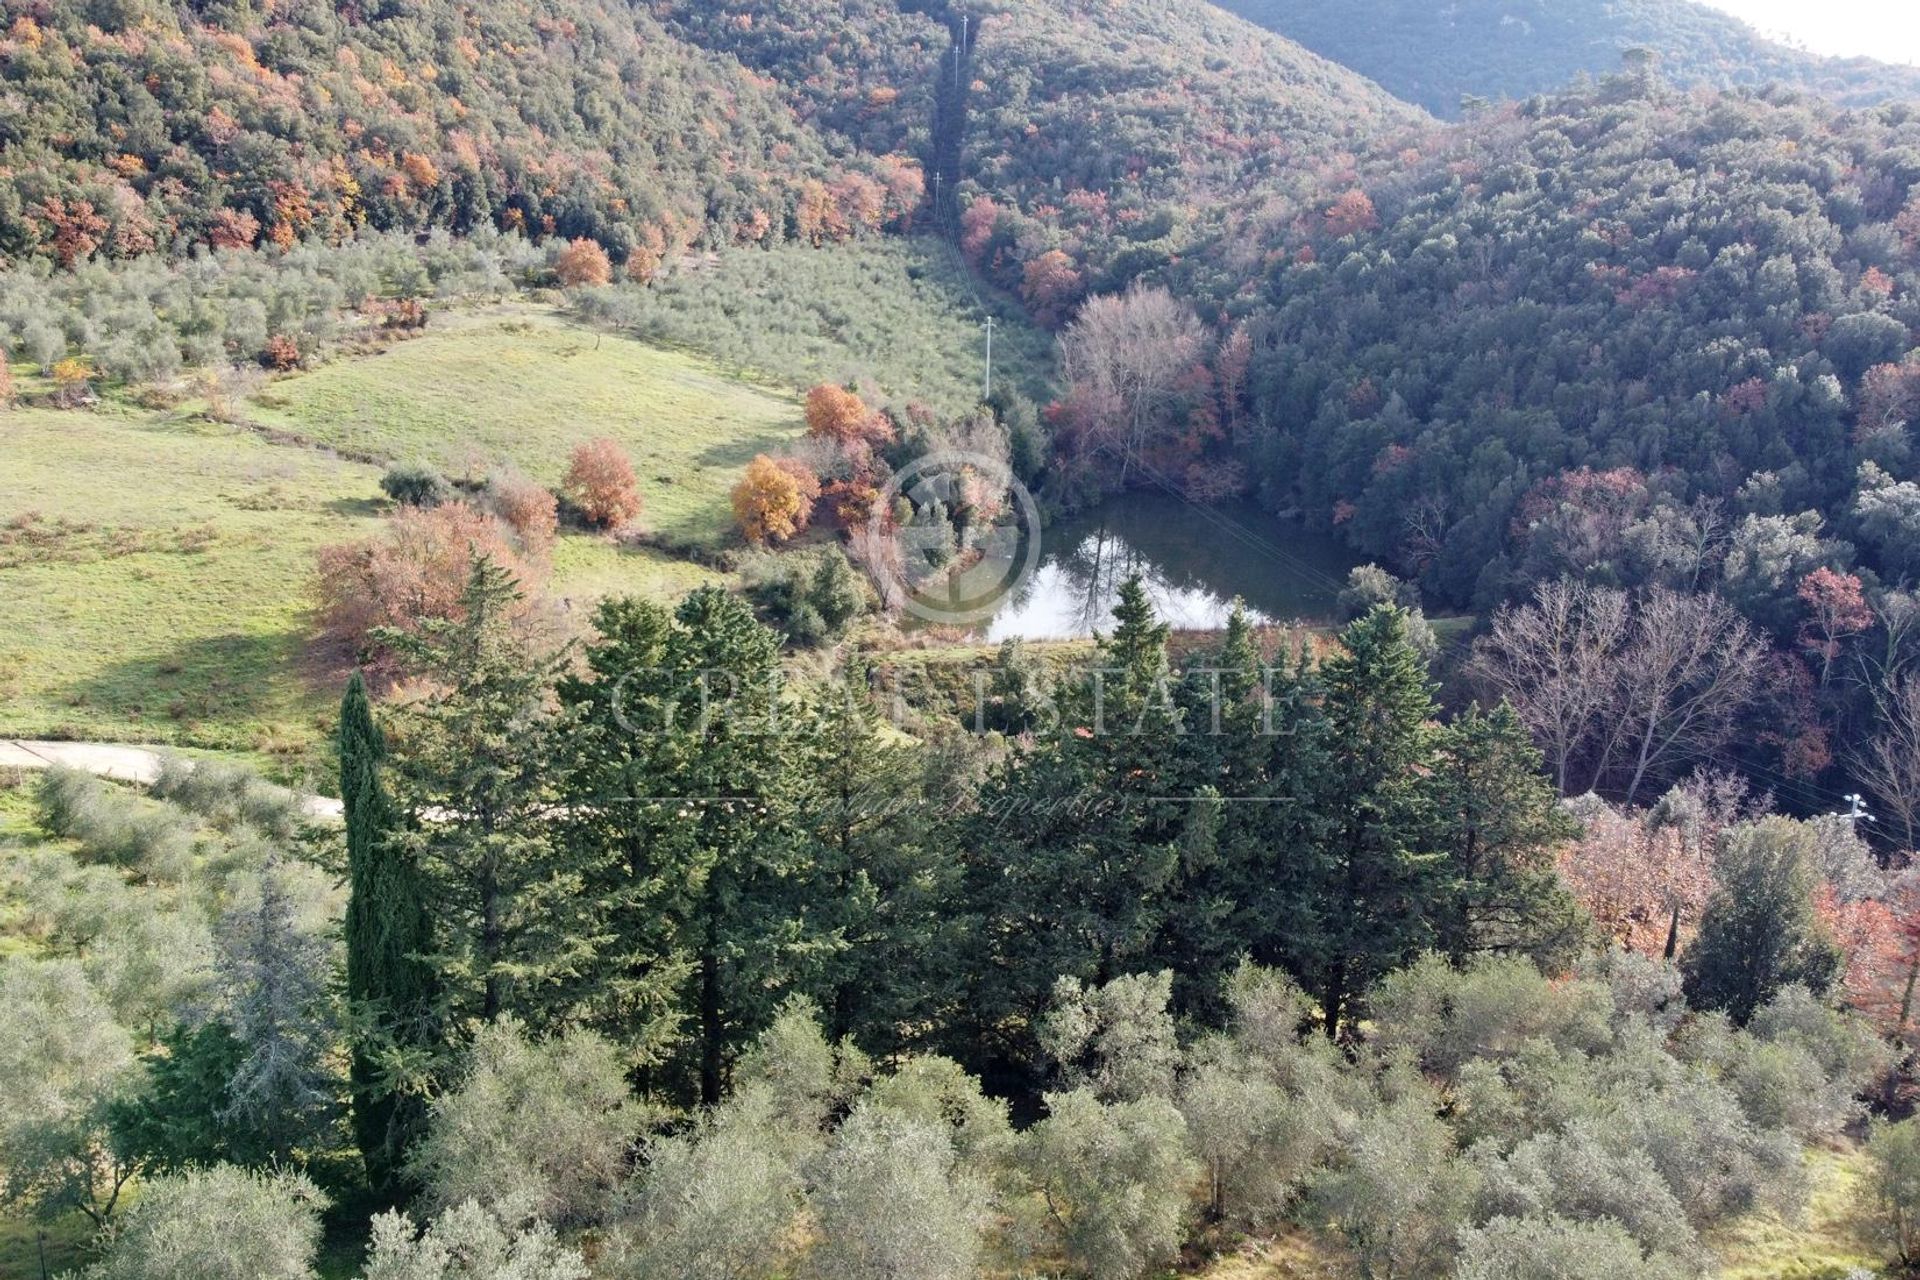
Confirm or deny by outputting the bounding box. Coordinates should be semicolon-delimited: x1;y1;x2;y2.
1235;80;1920;609
1214;0;1920;117
0;0;925;268
658;0;1426;308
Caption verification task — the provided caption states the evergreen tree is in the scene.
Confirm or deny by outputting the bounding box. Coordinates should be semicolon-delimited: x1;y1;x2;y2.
653;586;823;1104
799;665;959;1060
1682;818;1844;1024
340;671;436;1192
1429;703;1586;966
213;862;340;1166
956;577;1183;1091
1311;606;1442;1041
556;597;693;1073
380;557;602;1035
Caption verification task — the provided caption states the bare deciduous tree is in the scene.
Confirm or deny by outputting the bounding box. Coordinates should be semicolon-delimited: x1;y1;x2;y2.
1860;674;1920;854
1469;580;1629;794
1471;583;1765;803
1059;284;1207;485
1608;589;1767;805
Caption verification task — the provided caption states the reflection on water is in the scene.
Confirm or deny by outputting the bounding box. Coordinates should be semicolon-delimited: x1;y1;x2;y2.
934;494;1364;641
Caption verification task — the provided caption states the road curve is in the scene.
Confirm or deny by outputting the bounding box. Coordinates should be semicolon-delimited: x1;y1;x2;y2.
0;739;343;822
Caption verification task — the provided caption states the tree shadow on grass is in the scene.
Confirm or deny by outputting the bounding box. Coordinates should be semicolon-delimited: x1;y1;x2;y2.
59;631;306;745
693;429;799;471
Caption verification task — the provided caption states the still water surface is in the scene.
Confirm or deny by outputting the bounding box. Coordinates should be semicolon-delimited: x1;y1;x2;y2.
953;494;1364;641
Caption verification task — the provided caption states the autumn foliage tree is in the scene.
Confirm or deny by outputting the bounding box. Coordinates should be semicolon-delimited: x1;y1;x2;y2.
563;438;643;529
1323;189;1379;239
1021;249;1084;327
554;238;613;287
1797;568;1872;684
486;473;559;558
316;502;545;669
804;384;895;450
732;454;817;545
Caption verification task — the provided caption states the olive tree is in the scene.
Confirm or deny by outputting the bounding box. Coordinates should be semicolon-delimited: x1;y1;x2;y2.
802;1104;990;1280
612;1083;804;1280
1021;1088;1193;1280
0;956;143;1224
361;1200;587;1280
82;1165;325;1280
410;1018;638;1227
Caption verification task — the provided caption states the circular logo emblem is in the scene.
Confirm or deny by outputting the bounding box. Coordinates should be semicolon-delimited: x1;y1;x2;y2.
871;450;1041;625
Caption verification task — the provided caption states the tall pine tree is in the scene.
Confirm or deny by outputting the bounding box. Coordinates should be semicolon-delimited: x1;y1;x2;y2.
556;597;693;1074
956;576;1184;1093
1428;703;1585;966
380;557;604;1035
1311;606;1441;1042
340;671;435;1193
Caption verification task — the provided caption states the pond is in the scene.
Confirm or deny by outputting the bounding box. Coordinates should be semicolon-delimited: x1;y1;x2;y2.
916;494;1366;641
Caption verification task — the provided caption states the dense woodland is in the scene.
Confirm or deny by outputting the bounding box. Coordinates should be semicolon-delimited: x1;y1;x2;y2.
11;0;1920;1275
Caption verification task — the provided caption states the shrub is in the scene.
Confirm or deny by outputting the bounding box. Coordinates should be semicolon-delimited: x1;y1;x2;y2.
380;464;455;508
486;473;559;557
747;547;867;645
562;438;643;529
50;355;91;406
1868;1117;1920;1270
261;334;302;371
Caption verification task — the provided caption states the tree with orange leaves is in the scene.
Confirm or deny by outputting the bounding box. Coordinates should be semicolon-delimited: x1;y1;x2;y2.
804;384;894;449
563;438;643;528
35;198;108;267
316;501;545;670
554;238;612;287
1021;249;1083;327
1797;567;1873;684
732;453;815;545
1323;189;1378;239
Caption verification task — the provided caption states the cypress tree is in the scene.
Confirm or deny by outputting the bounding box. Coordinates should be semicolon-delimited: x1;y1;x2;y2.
340;670;435;1193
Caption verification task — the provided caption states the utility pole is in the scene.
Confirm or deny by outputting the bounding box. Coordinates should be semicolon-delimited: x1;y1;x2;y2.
956;15;968;89
1841;793;1878;835
930;170;943;215
982;315;994;403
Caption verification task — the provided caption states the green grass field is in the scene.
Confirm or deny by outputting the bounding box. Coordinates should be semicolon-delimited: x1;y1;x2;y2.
0;406;388;762
0;308;793;763
246;305;804;551
579;237;1056;418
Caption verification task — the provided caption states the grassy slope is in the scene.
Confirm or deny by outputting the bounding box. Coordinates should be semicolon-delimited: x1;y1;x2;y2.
0;406;387;757
0;308;787;760
590;238;1055;418
247;305;805;551
1712;1144;1880;1280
